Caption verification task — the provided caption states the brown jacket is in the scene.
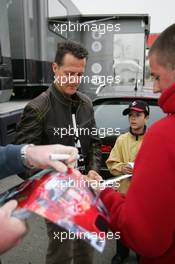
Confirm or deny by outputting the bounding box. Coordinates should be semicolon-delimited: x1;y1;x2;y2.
15;83;101;177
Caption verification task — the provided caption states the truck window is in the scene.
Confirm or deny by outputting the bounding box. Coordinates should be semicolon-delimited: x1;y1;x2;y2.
113;33;145;88
47;0;68;39
47;0;81;39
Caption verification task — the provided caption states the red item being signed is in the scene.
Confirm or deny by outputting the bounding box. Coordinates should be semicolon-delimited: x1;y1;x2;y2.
0;168;110;251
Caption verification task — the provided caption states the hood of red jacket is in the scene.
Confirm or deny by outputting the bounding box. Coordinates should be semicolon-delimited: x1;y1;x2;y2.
158;83;175;114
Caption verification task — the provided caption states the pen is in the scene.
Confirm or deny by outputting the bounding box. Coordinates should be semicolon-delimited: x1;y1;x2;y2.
49;154;79;161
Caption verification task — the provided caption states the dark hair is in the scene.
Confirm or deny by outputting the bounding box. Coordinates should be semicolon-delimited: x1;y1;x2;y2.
149;23;175;69
54;40;88;65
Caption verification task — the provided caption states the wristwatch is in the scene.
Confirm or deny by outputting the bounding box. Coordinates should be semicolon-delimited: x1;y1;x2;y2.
20;144;35;169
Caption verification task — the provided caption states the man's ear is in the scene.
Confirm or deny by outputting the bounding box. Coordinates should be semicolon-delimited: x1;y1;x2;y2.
52;63;59;74
145;115;149;121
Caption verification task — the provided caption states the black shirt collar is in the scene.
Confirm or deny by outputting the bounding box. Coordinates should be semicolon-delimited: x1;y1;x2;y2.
129;125;147;141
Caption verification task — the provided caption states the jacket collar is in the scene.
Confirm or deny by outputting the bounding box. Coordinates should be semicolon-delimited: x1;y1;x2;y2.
129;125;146;141
50;83;82;106
158;82;175;114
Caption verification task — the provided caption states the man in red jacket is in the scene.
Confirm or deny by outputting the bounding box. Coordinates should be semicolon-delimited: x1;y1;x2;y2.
90;23;175;264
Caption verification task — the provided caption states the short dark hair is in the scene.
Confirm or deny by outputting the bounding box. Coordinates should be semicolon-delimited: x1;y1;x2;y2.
54;40;88;65
149;23;175;69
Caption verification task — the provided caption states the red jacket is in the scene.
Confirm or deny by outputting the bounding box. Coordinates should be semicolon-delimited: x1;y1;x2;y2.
100;83;175;264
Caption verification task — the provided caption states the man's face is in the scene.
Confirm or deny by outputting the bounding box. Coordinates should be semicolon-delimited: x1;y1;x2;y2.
52;53;86;96
149;53;175;93
128;110;148;131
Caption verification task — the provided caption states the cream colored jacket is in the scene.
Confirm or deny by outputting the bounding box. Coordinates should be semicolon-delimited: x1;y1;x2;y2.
106;132;144;193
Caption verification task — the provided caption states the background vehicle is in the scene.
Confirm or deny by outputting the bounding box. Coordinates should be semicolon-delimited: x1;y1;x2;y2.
93;85;165;179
